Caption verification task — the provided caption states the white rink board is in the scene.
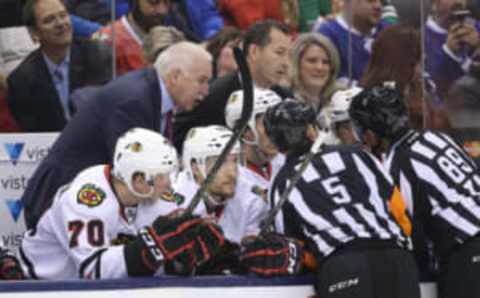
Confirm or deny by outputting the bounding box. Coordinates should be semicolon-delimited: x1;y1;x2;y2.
0;277;437;298
0;286;312;298
0;284;437;298
0;133;59;249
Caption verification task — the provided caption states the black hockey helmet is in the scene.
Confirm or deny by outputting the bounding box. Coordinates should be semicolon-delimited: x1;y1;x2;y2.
263;99;317;153
348;83;409;140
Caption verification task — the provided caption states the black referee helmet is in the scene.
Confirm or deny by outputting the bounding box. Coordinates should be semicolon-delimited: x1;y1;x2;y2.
348;82;409;141
263;99;317;153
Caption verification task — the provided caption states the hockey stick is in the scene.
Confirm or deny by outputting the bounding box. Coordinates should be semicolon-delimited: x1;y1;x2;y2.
184;47;254;215
260;132;327;235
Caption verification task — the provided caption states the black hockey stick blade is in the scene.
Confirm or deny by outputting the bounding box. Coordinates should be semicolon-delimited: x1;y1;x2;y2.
184;47;254;215
260;133;326;235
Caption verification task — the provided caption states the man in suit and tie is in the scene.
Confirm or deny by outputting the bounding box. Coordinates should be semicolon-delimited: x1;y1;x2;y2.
6;0;111;132
22;41;212;229
173;20;292;152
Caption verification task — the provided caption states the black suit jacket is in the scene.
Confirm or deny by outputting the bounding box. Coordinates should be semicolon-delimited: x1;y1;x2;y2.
173;72;293;152
6;38;112;132
173;72;241;151
21;68;162;229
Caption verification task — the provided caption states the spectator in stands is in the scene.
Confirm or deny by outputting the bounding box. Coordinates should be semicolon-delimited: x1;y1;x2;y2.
205;26;243;80
0;26;38;75
0;25;36;132
425;0;480;99
360;24;423;128
70;0;129;22
360;24;451;131
298;0;332;32
173;20;292;152
316;0;389;84
143;25;185;65
180;0;224;40
217;0;286;31
70;0;223;40
6;0;112;132
92;0;198;75
290;32;340;111
21;41;212;230
71;25;185;112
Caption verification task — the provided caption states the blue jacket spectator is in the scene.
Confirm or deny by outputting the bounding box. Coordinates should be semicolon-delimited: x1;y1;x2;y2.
425;15;480;99
66;0;129;37
316;16;389;84
182;0;223;40
315;0;389;85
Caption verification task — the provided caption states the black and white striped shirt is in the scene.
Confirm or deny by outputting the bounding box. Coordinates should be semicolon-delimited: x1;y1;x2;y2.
271;145;409;261
385;130;480;260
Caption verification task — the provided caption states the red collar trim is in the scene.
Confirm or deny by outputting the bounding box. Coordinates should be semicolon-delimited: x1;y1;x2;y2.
246;161;272;180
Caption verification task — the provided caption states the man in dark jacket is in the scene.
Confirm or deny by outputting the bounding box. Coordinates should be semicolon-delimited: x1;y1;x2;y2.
6;0;111;131
173;19;292;152
21;41;212;229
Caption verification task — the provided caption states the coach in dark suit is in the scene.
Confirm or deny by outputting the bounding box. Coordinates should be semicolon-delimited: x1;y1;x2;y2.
22;41;212;229
173;20;292;151
6;0;111;132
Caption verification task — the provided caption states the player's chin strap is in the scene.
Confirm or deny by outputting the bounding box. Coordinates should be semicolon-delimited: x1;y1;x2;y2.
259;131;327;236
184;47;254;215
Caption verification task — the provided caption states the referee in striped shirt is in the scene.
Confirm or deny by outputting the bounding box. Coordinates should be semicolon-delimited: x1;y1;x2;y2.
239;99;420;298
349;83;480;298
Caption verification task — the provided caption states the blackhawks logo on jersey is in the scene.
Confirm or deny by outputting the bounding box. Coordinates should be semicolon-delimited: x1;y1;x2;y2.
77;184;106;208
160;191;185;205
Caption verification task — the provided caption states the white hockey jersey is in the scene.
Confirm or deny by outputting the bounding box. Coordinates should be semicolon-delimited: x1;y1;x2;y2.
148;166;270;243
241;154;286;202
18;165;161;280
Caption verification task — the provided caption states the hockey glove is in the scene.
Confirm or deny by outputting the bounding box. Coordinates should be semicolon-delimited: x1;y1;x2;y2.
239;233;305;277
195;240;241;275
0;247;24;280
125;212;225;276
164;218;226;275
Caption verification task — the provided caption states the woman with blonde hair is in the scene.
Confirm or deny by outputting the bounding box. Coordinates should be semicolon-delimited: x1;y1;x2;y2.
290;32;341;111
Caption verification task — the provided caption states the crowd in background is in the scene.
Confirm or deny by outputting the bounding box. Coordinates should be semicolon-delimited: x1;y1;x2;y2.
0;0;478;150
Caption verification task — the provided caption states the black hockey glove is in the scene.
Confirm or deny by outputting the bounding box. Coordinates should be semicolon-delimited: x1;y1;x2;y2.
164;217;226;275
239;233;304;277
195;240;241;275
0;247;24;280
125;212;225;276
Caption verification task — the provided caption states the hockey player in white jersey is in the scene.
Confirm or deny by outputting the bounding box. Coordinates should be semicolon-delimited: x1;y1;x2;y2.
16;128;225;280
225;88;284;201
317;86;363;145
169;125;268;244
